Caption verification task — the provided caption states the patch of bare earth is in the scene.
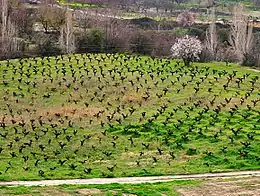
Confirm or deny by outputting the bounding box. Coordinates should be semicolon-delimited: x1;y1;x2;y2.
40;187;71;196
77;188;102;195
39;106;105;119
177;177;260;196
123;93;143;105
0;105;106;125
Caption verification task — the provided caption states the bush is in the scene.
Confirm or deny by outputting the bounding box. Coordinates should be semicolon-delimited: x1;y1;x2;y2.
77;28;105;53
241;32;260;67
130;31;153;55
151;32;176;57
130;17;157;29
188;26;206;40
242;53;257;67
199;48;214;62
35;33;61;57
217;28;230;43
173;27;189;37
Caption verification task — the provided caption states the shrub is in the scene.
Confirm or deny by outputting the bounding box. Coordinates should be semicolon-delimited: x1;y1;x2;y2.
242;53;257;67
130;31;153;55
77;28;105;53
188;26;206;40
35;33;61;57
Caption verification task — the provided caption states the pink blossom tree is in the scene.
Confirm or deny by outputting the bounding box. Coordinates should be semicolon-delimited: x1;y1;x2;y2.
177;11;196;27
171;35;202;66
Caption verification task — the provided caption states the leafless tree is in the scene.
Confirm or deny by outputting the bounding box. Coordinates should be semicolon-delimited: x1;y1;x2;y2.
59;7;76;54
38;3;66;33
97;7;131;52
177;11;196;27
229;4;254;63
0;0;19;58
104;17;131;52
1;0;8;41
205;6;218;60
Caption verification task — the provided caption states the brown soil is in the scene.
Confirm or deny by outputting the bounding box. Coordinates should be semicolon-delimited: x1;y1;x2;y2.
123;93;143;105
77;188;102;195
177;177;260;196
38;106;105;119
0;105;105;125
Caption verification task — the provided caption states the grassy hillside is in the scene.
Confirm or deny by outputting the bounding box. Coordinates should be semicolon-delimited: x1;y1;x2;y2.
0;53;259;181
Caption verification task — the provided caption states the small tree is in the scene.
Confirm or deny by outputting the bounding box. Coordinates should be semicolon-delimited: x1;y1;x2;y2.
38;3;65;33
171;35;202;66
177;11;196;27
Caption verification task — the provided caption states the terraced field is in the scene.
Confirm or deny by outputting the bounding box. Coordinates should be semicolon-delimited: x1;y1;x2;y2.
0;53;259;180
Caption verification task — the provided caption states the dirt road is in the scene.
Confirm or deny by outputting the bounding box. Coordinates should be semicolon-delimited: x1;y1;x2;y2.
0;170;259;187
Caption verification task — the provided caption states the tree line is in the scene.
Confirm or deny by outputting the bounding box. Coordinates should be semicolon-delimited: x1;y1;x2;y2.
0;0;260;67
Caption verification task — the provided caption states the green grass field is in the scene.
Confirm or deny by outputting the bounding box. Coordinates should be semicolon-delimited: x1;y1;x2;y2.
0;53;259;181
0;177;258;196
56;0;104;9
0;180;200;195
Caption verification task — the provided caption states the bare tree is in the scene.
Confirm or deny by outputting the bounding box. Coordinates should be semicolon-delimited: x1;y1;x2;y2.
59;7;76;54
177;11;196;27
205;6;218;60
104;17;130;52
38;3;66;33
229;4;254;63
100;7;131;52
1;0;8;41
0;0;19;58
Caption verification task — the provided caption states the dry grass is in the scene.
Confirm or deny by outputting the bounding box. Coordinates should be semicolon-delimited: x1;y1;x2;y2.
38;106;105;119
177;177;260;196
77;188;102;195
123;93;143;105
0;105;106;125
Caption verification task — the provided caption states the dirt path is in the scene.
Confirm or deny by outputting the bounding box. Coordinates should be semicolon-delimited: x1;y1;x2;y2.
177;177;260;196
0;170;259;187
248;68;260;72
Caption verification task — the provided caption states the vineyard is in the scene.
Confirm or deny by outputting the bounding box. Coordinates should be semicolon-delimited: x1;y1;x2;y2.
0;53;259;181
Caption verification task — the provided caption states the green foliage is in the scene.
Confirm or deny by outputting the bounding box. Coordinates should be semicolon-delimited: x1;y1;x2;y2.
35;33;61;56
187;26;206;40
57;0;104;9
173;27;189;37
77;28;105;53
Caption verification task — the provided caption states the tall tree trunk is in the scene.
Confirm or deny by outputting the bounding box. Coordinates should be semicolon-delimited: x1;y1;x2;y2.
205;6;218;60
1;0;18;58
1;0;8;44
59;6;75;54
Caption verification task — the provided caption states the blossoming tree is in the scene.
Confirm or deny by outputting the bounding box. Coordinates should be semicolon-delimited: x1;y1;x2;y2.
171;35;202;66
177;11;196;27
